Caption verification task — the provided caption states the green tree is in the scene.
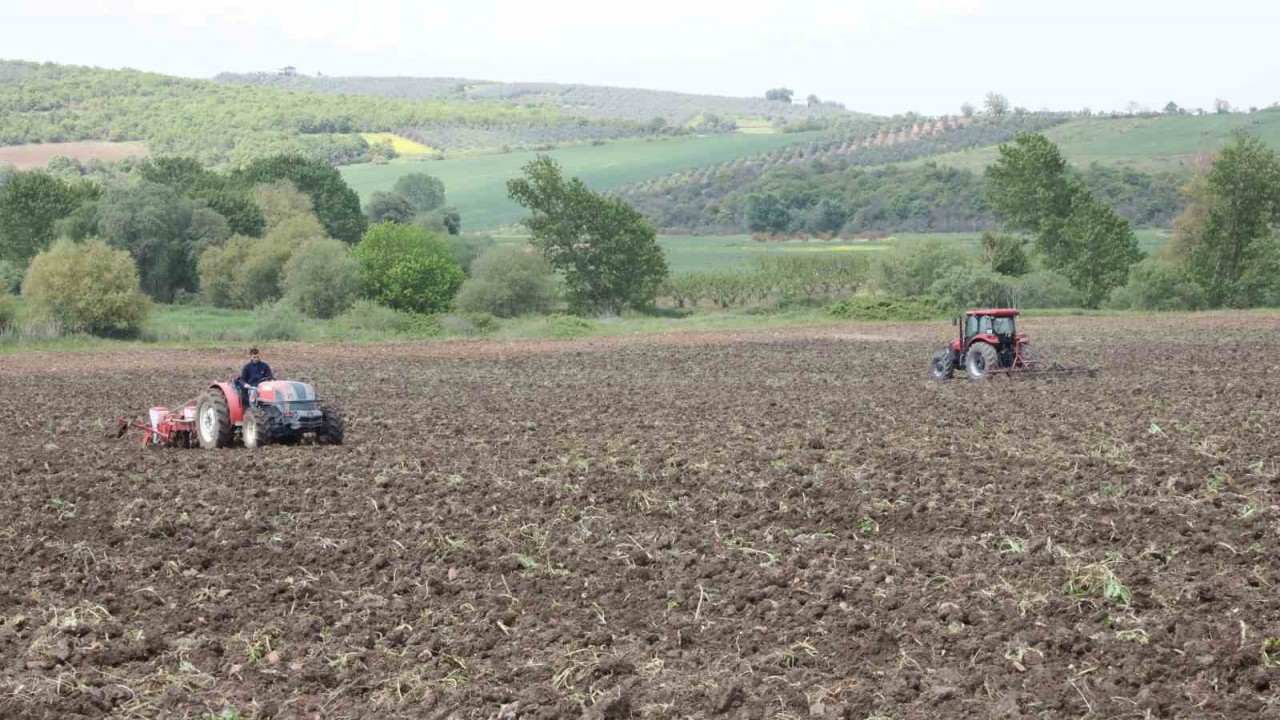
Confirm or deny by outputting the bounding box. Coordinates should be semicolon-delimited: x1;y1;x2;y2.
352;222;465;314
984;92;1010;117
507;155;668;313
456;245;557;317
22;238;151;337
743;193;792;233
765;88;794;103
138;156;264;236
197;235;254;308
283;238;361;319
252;180;315;231
1190;132;1280;306
0;170;96;266
237;214;326;307
97;181;231;302
987;133;1140;306
235;155;367;243
979;232;1029;276
366;191;416;224
393;173;446;212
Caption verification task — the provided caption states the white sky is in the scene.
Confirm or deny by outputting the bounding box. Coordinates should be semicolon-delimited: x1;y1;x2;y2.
5;0;1277;116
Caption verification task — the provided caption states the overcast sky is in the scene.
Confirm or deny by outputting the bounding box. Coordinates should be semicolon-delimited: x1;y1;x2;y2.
5;0;1277;116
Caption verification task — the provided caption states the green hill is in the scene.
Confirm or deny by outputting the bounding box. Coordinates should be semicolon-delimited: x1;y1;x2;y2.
0;60;636;166
216;72;866;128
340;132;822;230
909;110;1280;173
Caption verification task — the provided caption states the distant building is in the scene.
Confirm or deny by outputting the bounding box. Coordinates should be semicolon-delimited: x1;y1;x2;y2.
279;66;297;77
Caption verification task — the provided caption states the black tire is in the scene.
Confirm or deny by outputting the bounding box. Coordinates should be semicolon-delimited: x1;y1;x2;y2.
966;342;998;380
318;406;345;445
929;350;955;380
195;390;233;449
243;409;271;449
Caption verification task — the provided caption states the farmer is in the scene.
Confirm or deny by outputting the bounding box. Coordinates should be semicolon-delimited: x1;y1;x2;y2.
237;347;274;403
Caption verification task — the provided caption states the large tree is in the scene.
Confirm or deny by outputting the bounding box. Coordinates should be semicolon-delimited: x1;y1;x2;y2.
507;155;667;314
1190;131;1280;306
393;173;447;213
138;156;264;237
986;133;1140;306
234;155;366;243
0;170;97;266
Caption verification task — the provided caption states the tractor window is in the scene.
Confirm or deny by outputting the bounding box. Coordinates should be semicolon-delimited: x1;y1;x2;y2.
993;317;1016;336
965;315;979;339
978;316;994;335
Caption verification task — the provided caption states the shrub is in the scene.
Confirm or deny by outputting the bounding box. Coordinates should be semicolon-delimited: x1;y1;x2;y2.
444;312;499;335
826;295;944;321
251;301;306;341
446;234;497;275
0;258;23;294
1015;270;1081;308
1105;258;1208;311
0;291;15;332
22;238;150;337
543;313;594;338
456;245;557;317
334;299;441;336
197;236;254;308
366;191;416;224
283;238;360;319
875;238;972;298
352;223;465;314
928;266;1015;312
393;173;446;212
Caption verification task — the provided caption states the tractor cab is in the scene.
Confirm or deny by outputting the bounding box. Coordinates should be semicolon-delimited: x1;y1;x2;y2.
958;308;1020;355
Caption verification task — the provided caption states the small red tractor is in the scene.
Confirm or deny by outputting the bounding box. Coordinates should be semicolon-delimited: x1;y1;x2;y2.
929;308;1080;379
117;379;344;448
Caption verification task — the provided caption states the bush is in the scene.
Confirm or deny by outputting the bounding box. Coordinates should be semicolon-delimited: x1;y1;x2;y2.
1015;269;1081;308
333;299;441;336
197;235;254;308
446;234;496;275
283;238;360;319
456;245;557;317
352;223;465;314
543;313;594;338
826;295;944;321
251;301;306;341
0;291;15;332
1105;259;1208;311
0;259;22;294
22;238;150;337
875;238;972;298
928;266;1015;312
444;312;499;335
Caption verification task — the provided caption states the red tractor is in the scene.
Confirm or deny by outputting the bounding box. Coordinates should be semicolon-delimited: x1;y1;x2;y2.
118;379;343;449
929;308;1039;379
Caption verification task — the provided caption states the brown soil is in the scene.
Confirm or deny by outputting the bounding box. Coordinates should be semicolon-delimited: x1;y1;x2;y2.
0;142;150;170
3;313;1280;719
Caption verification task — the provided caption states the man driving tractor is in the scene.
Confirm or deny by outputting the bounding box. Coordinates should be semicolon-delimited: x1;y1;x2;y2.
237;347;274;403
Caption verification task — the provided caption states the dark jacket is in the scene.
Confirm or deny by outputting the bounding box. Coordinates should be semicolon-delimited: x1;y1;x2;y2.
240;360;274;386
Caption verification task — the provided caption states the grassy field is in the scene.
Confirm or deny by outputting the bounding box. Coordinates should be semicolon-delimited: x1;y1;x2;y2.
908;110;1280;173
340;132;820;230
650;230;1169;273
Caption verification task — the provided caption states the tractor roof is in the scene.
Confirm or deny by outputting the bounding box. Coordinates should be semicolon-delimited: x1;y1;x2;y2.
965;308;1021;317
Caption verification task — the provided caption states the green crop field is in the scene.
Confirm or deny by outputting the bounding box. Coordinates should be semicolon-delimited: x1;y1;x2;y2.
646;230;1170;274
340;132;820;231
908;110;1280;173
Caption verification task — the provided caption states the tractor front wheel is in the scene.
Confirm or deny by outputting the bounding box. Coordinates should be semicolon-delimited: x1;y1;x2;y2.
966;342;999;380
243;409;271;449
318;407;345;445
929;350;955;379
195;390;233;449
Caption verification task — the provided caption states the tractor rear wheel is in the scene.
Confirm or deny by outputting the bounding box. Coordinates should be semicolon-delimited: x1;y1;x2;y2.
318;407;345;445
966;342;998;380
243;409;271;449
929;351;955;379
195;390;233;449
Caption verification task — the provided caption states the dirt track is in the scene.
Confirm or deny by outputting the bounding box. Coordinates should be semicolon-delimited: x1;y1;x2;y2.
3;313;1280;719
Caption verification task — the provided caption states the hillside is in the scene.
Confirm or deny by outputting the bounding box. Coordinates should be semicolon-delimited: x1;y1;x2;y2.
215;72;864;127
340;132;824;230
907;110;1280;173
0;60;640;166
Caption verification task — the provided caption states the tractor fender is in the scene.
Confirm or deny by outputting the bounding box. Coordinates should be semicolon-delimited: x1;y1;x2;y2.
949;338;962;352
968;333;1001;347
211;382;245;425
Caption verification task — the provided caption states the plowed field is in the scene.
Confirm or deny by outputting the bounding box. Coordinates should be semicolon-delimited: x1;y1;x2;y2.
3;314;1280;720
